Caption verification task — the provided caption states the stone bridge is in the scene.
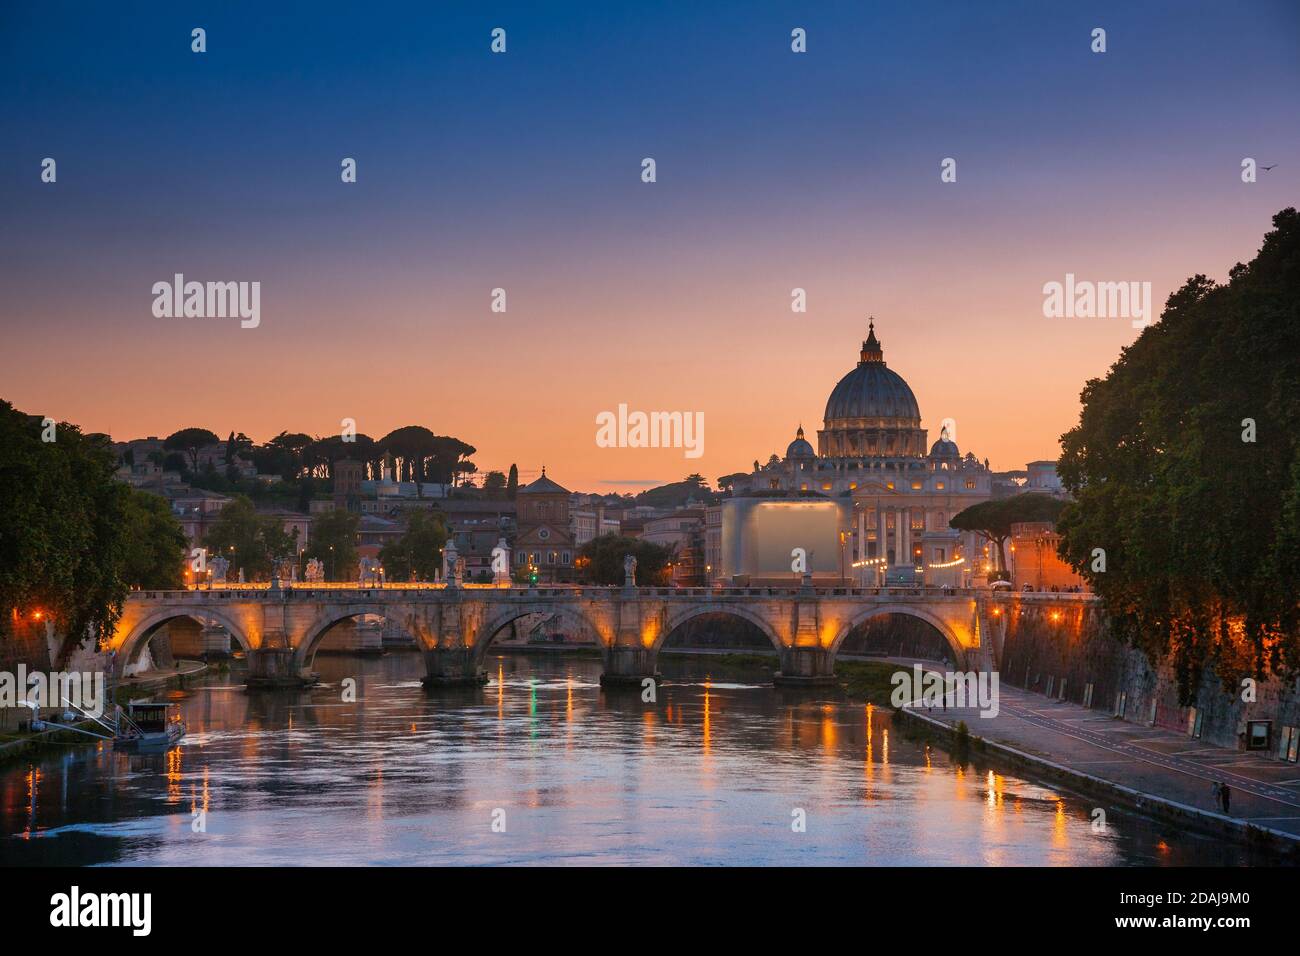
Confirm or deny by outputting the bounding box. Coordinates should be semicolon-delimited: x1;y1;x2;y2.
109;583;1000;688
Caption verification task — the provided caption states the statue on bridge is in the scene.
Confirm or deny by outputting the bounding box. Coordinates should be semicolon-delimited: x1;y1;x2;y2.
305;558;325;583
209;554;229;585
358;556;380;587
443;539;462;587
623;553;637;587
492;537;510;586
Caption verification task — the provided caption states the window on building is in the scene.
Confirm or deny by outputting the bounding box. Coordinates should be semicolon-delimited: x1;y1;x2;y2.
561;551;571;564
936;482;945;490
965;480;976;489
1247;720;1272;751
1280;726;1300;762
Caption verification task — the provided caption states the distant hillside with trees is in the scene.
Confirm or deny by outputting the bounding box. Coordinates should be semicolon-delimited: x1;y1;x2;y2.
143;424;482;511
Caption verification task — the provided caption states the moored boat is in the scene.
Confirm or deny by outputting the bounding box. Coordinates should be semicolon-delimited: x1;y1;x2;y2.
113;701;186;751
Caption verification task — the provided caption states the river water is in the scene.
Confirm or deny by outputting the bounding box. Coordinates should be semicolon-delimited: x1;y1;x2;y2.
0;652;1259;866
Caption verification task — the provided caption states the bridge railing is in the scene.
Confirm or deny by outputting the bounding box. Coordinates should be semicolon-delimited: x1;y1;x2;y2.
989;590;1098;602
133;583;993;601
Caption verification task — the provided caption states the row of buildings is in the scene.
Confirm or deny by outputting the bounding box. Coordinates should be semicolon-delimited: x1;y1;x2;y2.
111;321;1083;591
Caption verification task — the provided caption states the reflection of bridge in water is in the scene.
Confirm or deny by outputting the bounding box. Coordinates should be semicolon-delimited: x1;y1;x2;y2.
111;584;1011;688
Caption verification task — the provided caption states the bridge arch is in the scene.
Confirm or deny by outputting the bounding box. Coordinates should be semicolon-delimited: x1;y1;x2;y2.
828;603;969;668
294;605;426;669
115;608;252;674
655;604;784;655
473;605;604;666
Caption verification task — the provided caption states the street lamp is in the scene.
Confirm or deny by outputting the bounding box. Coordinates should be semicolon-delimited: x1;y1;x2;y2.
839;530;847;586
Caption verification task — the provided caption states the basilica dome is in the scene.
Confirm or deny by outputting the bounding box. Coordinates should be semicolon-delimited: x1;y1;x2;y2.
785;426;815;459
817;321;928;459
929;437;959;458
823;323;921;423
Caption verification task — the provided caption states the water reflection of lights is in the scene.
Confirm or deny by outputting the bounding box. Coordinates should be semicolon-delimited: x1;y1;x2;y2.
0;656;1214;866
864;706;874;782
24;767;40;838
368;767;384;820
166;747;183;803
820;703;837;751
702;682;711;754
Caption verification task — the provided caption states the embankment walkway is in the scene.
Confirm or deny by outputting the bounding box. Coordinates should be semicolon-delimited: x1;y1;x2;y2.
901;677;1300;846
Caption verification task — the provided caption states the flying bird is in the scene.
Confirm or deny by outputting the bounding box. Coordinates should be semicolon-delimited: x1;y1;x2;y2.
1261;164;1278;171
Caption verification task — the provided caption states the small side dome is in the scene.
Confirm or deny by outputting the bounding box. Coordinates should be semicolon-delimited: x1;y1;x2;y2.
785;425;816;460
929;432;960;458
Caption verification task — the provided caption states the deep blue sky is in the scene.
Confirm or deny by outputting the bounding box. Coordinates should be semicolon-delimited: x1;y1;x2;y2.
2;1;1296;489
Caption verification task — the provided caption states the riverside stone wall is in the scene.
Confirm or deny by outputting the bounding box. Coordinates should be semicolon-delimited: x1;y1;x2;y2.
997;597;1300;758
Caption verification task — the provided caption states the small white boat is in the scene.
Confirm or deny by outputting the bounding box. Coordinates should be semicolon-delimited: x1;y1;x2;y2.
113;701;186;751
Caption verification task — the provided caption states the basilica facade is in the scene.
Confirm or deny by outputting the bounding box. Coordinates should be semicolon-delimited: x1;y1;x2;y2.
728;322;992;586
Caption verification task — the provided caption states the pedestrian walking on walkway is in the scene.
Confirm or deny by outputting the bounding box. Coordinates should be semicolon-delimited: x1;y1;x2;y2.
1212;780;1222;810
1221;782;1231;814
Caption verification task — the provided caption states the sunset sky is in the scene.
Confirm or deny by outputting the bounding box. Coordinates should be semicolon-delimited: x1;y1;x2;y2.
2;1;1297;492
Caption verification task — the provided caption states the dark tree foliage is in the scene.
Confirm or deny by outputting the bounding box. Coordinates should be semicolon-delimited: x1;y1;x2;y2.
577;534;676;586
163;427;220;472
244;431;312;481
481;470;508;499
634;474;717;509
302;508;360;580
307;433;376;479
716;472;749;492
1056;208;1300;699
201;496;296;581
376;427;476;491
379;510;448;582
949;493;1065;577
119;488;188;590
1;403;136;657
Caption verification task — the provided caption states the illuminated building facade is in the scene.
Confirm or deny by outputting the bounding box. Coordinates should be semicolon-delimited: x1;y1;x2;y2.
729;321;994;585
